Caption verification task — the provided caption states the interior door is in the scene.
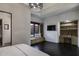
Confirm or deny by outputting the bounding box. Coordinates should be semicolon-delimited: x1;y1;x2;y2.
0;12;12;46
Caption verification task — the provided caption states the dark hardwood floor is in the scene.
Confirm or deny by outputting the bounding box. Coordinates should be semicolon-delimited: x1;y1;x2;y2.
32;41;79;56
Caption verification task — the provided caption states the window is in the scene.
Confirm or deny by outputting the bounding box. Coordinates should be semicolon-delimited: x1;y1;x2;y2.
31;22;40;37
31;23;35;36
35;24;39;34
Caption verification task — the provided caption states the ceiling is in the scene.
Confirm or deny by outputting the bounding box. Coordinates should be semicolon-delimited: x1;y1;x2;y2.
26;3;79;19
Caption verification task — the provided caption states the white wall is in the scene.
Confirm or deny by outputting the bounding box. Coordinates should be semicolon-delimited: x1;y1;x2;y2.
31;15;43;23
44;9;79;46
44;15;59;43
0;3;31;45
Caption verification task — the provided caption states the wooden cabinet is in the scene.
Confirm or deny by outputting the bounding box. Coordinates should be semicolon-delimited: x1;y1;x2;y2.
59;20;78;45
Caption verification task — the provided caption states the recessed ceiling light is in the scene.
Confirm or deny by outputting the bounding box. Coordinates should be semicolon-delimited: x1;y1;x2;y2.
33;6;36;8
65;20;71;22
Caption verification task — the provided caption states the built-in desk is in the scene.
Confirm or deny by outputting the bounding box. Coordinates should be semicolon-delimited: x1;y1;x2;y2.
59;35;77;45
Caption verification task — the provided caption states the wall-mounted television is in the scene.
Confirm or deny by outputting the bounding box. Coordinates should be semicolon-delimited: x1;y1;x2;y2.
47;25;56;31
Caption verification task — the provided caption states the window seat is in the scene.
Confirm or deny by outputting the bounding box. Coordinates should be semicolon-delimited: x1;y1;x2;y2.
31;37;45;45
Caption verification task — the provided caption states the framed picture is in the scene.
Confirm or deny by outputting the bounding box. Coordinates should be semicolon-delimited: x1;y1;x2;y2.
4;24;9;30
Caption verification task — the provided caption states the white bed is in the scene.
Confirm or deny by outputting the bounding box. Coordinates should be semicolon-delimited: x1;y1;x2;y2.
0;44;49;56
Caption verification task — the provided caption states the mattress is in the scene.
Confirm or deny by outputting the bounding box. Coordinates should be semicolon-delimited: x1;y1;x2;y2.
0;44;49;56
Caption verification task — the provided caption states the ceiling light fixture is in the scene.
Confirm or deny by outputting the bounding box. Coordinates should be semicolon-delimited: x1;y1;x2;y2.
29;3;43;9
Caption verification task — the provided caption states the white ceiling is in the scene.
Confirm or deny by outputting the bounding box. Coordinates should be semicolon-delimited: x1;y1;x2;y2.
26;3;79;19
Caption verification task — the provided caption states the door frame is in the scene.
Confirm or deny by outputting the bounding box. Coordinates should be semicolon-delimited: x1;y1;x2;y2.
0;10;12;45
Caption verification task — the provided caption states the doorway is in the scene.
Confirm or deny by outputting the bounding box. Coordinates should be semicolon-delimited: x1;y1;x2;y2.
0;19;2;46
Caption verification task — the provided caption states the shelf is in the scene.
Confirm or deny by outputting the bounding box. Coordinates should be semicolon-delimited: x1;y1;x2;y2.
60;24;77;27
60;35;77;38
60;28;77;30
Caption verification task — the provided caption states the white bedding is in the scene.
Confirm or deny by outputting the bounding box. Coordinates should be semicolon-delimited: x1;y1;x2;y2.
0;44;49;56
